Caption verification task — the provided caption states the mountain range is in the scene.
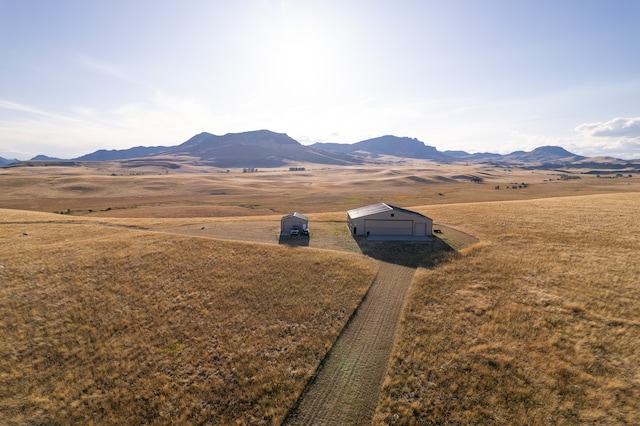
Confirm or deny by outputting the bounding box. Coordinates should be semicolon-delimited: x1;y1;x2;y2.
2;130;639;171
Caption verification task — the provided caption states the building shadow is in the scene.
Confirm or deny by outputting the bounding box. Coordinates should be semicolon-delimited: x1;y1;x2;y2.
278;234;310;247
352;235;455;268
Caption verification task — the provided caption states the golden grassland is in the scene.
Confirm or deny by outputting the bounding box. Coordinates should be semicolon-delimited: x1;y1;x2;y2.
374;192;640;424
2;163;640;424
2;162;638;217
0;210;377;424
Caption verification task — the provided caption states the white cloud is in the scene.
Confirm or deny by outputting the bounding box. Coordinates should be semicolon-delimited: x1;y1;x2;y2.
573;139;640;160
576;117;640;138
572;117;640;159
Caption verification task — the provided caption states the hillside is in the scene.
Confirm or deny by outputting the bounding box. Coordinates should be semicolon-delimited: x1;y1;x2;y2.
1;166;639;424
311;135;452;162
0;156;19;166
502;145;586;164
75;146;168;161
375;193;640;424
443;145;586;165
2;189;639;424
8;129;640;171
311;138;626;169
155;130;360;168
0;209;377;424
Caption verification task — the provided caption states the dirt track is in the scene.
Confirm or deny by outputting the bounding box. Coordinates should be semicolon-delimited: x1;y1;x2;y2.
283;261;416;425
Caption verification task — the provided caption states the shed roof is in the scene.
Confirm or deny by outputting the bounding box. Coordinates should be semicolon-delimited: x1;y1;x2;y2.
347;203;428;219
281;212;308;220
347;203;392;219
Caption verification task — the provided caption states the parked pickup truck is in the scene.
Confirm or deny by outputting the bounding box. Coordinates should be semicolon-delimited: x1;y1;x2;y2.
290;226;300;235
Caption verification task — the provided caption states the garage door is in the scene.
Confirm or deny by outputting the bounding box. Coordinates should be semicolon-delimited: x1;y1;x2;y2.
365;220;413;236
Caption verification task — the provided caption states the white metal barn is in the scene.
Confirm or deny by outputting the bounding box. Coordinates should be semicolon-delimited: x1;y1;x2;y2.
281;212;309;235
347;203;432;239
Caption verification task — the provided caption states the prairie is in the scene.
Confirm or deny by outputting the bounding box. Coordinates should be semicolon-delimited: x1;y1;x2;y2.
375;193;640;424
2;162;637;217
0;210;377;424
1;161;639;424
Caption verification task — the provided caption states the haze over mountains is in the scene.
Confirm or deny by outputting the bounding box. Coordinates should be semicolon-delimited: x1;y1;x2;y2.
2;130;638;170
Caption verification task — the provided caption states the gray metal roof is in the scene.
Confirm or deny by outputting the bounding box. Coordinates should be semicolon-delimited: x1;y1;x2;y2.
281;212;308;220
387;204;429;218
347;203;428;219
347;203;393;219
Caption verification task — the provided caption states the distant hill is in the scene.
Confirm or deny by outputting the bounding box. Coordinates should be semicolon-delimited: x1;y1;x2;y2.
31;155;62;161
503;146;586;164
308;142;354;154
444;150;503;162
309;139;640;171
310;137;589;166
311;135;452;162
0;157;19;166
444;146;587;166
74;146;168;161
164;130;360;168
20;130;359;168
13;129;638;171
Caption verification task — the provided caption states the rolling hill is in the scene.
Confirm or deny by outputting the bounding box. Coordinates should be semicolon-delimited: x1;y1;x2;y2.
446;145;586;165
311;140;640;171
311;135;452;162
162;130;360;168
0;157;19;166
75;146;168;161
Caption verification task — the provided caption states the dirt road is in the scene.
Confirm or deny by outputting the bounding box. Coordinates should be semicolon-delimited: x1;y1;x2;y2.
283;260;416;425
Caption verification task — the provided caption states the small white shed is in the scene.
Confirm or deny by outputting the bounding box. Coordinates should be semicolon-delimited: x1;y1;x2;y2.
347;203;432;239
281;212;309;235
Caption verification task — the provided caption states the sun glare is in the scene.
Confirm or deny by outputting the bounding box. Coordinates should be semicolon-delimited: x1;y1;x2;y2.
266;23;339;97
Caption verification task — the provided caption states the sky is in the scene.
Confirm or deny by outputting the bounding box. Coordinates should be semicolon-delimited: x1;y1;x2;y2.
1;0;640;160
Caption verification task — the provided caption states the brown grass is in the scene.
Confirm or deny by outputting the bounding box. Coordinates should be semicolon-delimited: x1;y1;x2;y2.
2;163;640;424
2;163;639;217
374;193;640;424
0;210;377;425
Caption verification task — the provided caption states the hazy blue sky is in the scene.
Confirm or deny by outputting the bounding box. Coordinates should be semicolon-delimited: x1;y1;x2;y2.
2;0;639;160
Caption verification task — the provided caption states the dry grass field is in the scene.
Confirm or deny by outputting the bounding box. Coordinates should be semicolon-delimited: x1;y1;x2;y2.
2;161;638;217
374;193;640;424
1;161;639;424
0;210;377;424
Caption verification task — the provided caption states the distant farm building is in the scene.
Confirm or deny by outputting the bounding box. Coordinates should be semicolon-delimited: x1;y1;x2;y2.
281;212;309;235
347;203;432;239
